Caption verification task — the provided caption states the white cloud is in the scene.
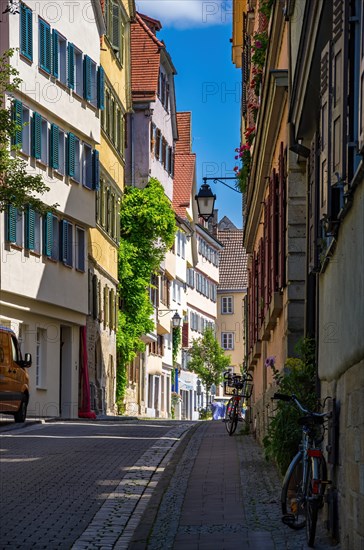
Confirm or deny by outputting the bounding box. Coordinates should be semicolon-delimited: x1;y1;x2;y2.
135;1;232;28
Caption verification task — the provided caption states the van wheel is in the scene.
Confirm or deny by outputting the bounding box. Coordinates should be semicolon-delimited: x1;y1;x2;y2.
14;398;27;423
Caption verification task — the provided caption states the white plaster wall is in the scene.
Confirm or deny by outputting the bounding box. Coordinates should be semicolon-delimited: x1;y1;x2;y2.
318;180;364;382
8;2;100;143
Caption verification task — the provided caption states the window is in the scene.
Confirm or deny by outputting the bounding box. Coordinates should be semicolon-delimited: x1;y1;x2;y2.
90;59;97;107
221;296;233;314
83;143;93;189
151;123;156;153
105;0;125;63
40;117;48;164
155;129;161;160
221;333;234;350
20;3;33;61
74;136;81;182
39;18;51;73
22;105;30;155
25;208;41;253
49;123;59;170
6;206;22;246
57;129;65;174
76;227;85;271
74;46;83;97
60;220;73;267
36;328;47;387
54;31;67;84
67;42;75;89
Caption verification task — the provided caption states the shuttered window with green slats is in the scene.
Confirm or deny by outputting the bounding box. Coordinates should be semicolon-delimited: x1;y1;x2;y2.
67;42;75;89
7;205;18;243
66;132;75;177
25;206;35;250
32;112;42;159
39;18;51;73
20;3;33;61
43;212;53;257
83;55;92;101
12;99;23;147
97;66;105;110
52;29;59;78
50;124;59;169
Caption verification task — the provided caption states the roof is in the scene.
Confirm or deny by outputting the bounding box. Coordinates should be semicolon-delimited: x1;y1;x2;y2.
130;13;164;102
173;112;195;219
173;154;195;218
176;112;192;154
217;226;248;290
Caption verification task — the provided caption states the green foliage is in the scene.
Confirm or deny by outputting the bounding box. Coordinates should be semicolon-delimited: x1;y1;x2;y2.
116;178;177;412
259;0;274;19
188;327;231;401
172;327;181;365
251;32;269;70
263;338;318;474
0;49;56;213
199;408;212;420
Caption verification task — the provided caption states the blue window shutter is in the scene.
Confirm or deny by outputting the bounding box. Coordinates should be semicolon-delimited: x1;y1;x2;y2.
83;55;92;101
52;29;59;78
92;150;100;190
77;229;85;271
66;132;75;177
97;66;105;110
50;124;59;169
25;206;35;250
39;19;51;73
67;43;75;89
26;7;33;60
32;112;42;159
12;99;23;146
7;205;17;243
20;4;33;61
43;212;53;257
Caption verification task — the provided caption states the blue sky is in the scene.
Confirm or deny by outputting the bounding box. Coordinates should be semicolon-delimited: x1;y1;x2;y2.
136;1;243;228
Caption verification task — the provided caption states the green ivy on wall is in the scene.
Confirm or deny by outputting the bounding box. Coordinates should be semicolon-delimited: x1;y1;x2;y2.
116;178;177;413
172;326;181;365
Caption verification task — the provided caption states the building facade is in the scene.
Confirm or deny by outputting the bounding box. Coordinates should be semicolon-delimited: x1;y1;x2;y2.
216;216;248;381
86;0;134;416
234;0;364;546
124;12;179;417
0;1;103;418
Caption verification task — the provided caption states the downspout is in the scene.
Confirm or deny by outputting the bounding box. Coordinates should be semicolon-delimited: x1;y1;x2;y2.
131;112;135;186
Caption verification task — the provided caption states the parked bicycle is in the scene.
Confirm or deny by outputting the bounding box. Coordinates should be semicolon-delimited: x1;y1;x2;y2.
273;393;331;547
223;371;253;436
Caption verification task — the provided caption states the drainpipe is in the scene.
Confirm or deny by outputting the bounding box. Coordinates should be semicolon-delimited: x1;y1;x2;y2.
131;112;135;186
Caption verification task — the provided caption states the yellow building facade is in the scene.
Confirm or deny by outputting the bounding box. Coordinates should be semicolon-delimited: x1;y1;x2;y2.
87;0;135;415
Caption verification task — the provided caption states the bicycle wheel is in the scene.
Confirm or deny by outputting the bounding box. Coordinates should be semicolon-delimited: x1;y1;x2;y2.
224;398;238;435
281;452;306;530
306;455;327;547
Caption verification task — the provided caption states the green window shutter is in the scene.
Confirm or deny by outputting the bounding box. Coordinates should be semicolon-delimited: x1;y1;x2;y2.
39;19;51;73
20;4;33;61
92;150;100;190
43;212;53;257
97;66;105;110
112;2;120;52
83;55;92;101
32;112;42;159
52;29;59;78
7;205;17;243
50;124;59;169
67;42;75;89
25;206;35;250
12;99;23;147
66;132;75;177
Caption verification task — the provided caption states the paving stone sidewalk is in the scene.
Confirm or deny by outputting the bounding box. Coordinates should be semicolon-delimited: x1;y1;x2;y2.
131;421;341;549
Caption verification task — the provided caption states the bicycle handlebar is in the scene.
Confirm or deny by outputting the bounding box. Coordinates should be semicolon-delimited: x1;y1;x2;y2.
273;393;330;419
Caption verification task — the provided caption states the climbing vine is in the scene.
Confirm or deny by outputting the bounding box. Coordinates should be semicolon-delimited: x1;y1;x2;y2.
116;178;177;412
172;327;181;365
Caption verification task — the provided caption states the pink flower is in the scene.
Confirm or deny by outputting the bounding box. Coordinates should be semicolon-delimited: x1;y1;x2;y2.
233;166;239;172
255;40;262;48
235;155;239;160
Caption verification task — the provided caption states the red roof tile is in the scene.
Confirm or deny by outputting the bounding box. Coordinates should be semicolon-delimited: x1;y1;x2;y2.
217;228;248;290
130;13;164;102
173;154;196;218
176;112;192;154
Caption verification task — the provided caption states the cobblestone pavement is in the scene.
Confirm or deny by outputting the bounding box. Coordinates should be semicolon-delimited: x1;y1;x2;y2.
132;421;341;550
0;419;194;549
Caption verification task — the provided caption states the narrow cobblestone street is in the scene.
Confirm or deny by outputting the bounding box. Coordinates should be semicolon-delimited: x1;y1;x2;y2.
0;419;343;549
